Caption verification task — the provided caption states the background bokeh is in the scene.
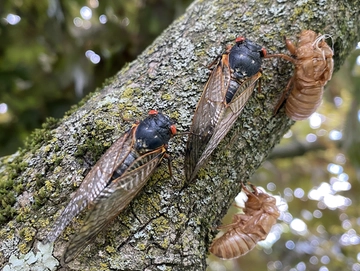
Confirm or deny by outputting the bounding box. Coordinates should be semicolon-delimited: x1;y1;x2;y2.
1;1;359;271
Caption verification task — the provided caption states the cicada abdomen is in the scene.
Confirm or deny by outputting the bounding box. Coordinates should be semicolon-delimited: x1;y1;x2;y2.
185;37;266;182
268;30;334;120
44;110;176;263
209;184;279;259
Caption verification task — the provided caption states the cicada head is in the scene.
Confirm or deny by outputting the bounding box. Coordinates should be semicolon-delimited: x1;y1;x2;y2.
243;186;277;212
134;110;176;152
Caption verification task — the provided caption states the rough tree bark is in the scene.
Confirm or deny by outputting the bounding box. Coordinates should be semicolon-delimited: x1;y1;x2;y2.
1;0;359;270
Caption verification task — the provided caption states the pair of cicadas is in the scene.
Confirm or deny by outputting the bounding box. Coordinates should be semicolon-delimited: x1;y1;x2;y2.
45;110;176;263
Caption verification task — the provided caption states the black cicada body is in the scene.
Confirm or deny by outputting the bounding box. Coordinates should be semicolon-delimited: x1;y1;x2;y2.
45;110;176;263
226;37;266;103
185;37;266;182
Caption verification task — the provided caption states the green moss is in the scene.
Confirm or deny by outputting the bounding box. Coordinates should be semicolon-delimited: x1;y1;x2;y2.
41;117;60;130
0;205;17;224
24;127;53;150
35;174;46;188
33;186;48;209
14;183;24;194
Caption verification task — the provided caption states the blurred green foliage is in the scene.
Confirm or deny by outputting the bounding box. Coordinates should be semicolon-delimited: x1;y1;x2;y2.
0;0;192;156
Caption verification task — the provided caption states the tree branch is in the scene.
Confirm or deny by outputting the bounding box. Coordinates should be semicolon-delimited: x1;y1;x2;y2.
268;140;327;159
1;0;359;270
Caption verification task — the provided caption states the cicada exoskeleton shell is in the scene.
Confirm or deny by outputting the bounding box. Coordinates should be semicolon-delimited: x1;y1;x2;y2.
268;30;334;120
209;184;280;259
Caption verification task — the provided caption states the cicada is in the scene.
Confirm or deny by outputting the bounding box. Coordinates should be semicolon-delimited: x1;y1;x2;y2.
209;184;279;259
267;30;334;120
44;110;176;263
185;37;266;181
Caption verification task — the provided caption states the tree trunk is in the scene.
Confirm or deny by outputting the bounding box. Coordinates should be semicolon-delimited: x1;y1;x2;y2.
1;0;359;270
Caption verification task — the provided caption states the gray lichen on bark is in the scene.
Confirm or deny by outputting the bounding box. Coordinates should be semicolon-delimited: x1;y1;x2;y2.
0;0;359;270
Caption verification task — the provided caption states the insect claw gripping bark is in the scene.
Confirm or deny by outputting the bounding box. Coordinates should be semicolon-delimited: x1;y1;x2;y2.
44;110;176;263
266;30;334;120
185;36;266;182
209;183;280;259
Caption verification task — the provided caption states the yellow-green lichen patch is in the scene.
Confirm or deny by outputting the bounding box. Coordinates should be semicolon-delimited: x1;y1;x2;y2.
175;213;188;230
195;167;208;181
152;216;170;234
99;262;110;270
122;87;134;98
161;93;172;101
19;227;36;242
253;107;262;117
136;242;147;251
62;217;84;241
169;111;180;122
105;245;116;253
18;243;29;254
18;226;37;254
158;237;170;249
134;191;162;217
15;204;32;223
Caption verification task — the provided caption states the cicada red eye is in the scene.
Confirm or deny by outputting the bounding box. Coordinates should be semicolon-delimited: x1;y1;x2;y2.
260;47;267;57
170;125;177;136
235;36;246;43
148;109;159;116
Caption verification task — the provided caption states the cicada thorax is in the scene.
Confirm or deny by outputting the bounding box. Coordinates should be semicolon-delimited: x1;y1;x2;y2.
269;30;334;120
225;37;266;104
110;111;176;181
209;184;279;259
185;37;265;182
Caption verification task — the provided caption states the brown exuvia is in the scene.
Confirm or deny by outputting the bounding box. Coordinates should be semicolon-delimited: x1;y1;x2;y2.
268;30;334;120
209;184;280;259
